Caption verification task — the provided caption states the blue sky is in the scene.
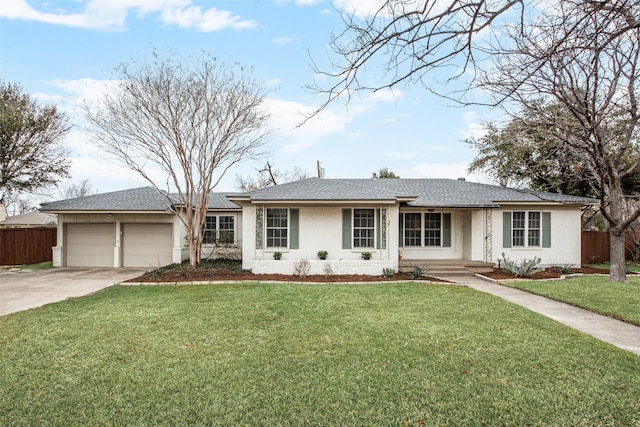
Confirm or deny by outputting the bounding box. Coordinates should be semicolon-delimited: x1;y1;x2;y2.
1;0;491;200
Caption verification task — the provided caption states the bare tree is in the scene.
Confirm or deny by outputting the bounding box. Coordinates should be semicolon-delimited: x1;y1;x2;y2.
316;0;640;282
235;160;308;191
480;1;640;282
85;51;271;266
60;179;97;199
0;81;70;204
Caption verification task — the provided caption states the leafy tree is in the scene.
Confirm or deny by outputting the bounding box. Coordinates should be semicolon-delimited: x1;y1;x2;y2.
0;81;70;203
372;167;399;179
236;161;308;191
85;51;271;266
316;0;640;282
466;104;640;198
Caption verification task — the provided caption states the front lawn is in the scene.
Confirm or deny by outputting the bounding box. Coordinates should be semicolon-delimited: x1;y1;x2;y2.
503;275;640;326
1;283;639;426
586;262;640;273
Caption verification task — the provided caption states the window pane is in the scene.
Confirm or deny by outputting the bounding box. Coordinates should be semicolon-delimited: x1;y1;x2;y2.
266;209;288;248
512;212;525;247
404;213;421;246
219;216;234;244
424;213;441;246
202;216;217;244
528;212;540;246
353;209;375;248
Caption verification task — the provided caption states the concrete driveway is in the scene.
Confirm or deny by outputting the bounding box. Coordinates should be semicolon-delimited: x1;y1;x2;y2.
0;268;147;316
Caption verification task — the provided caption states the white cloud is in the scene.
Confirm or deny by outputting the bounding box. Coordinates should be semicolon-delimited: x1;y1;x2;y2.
348;130;367;138
264;78;282;87
457;111;488;141
161;4;257;32
0;0;256;32
332;0;386;18
272;36;293;45
402;162;471;180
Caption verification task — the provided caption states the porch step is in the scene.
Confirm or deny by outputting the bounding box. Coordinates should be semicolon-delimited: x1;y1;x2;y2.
399;259;494;275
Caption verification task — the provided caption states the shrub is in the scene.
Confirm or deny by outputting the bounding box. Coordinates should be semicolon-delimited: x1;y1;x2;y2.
382;267;396;278
502;253;543;277
551;263;574;274
317;250;328;260
323;263;334;276
408;265;431;280
273;252;282;260
293;259;311;277
361;252;372;260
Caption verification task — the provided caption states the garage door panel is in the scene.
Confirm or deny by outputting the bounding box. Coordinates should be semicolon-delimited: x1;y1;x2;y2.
66;224;115;267
122;223;172;267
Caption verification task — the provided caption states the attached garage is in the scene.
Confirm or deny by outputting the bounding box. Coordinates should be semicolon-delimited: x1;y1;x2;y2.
121;223;173;267
66;223;115;267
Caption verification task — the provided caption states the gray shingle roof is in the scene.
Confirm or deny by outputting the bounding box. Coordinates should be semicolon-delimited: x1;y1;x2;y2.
40;187;241;212
233;178;597;207
232;177;399;201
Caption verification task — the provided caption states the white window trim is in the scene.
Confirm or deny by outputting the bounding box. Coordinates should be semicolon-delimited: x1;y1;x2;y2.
512;211;541;248
352;208;376;250
402;211;445;248
202;213;237;245
265;207;290;250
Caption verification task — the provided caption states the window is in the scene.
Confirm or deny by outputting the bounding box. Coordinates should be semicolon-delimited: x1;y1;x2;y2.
353;208;375;248
202;215;235;244
424;213;442;247
266;208;288;248
512;211;541;247
401;212;450;248
404;213;421;246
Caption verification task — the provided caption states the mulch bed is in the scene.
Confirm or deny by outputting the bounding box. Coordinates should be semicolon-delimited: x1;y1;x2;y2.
126;270;450;283
126;266;632;284
480;266;614;280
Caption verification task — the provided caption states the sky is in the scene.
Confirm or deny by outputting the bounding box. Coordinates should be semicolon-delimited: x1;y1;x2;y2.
1;0;493;203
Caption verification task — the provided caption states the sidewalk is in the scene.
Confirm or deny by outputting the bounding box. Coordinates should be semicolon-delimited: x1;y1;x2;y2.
436;274;640;356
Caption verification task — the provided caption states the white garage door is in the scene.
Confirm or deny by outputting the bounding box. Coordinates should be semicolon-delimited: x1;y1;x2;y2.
66;223;115;267
122;223;173;267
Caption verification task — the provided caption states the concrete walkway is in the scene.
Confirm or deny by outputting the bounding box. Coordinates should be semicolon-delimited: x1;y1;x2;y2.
437;274;640;356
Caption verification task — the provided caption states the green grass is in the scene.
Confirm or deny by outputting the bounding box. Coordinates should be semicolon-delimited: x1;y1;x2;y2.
1;283;639;426
504;275;640;326
21;260;53;270
587;262;640;273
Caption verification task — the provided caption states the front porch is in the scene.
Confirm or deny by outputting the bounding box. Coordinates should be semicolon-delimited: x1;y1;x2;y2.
399;259;495;275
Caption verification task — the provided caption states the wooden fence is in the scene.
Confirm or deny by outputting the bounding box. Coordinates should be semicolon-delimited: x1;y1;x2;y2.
0;228;57;265
581;230;640;264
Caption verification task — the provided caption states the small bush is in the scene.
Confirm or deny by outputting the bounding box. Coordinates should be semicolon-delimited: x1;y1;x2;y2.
293;259;311;277
323;263;334;276
502;253;543;277
382;267;396;278
551;263;574;274
317;250;328;260
408;265;431;280
273;252;282;260
361;252;372;260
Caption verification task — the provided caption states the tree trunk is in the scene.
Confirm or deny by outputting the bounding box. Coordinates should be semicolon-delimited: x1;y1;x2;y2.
609;228;627;283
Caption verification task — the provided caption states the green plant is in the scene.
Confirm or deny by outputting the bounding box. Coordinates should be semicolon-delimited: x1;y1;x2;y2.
361;252;372;260
551;263;574;274
408;264;430;280
317;250;328;260
293;259;311;277
502;253;543;277
273;252;282;260
382;267;396;278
